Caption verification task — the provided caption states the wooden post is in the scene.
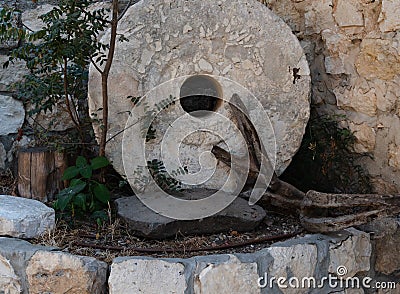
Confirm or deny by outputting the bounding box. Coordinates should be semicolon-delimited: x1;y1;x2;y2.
17;147;67;202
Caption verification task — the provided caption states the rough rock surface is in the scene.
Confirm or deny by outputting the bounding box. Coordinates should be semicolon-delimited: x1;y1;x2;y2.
21;4;54;32
115;192;266;238
0;237;54;294
328;228;371;278
26;251;108;294
0;56;28;92
0;143;6;169
88;0;311;189
0;195;55;238
264;243;317;294
26;102;76;132
0;254;21;294
374;219;400;275
194;255;259;294
109;257;187;294
0;95;25;136
263;0;400;192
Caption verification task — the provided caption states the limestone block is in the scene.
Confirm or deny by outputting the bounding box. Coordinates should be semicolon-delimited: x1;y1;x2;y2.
322;29;353;75
335;78;377;116
0;254;21;294
349;122;376;153
26;101;76;132
328;228;371;278
334;0;364;27
304;0;336;34
356;39;400;81
194;255;259;294
325;55;346;75
378;0;400;32
0;237;55;294
377;81;397;112
0;56;28;92
0;195;55;238
265;243;317;294
0;95;25;135
21;4;54;32
378;284;400;294
370;177;399;194
26;251;107;294
322;29;351;55
109;257;187;294
388;143;400;170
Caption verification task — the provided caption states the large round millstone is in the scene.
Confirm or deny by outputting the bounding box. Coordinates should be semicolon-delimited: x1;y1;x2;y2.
88;0;310;190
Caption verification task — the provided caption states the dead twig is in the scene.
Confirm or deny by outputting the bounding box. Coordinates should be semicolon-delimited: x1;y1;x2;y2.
72;231;302;253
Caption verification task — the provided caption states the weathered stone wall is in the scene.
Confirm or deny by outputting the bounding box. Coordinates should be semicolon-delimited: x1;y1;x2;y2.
1;220;400;293
0;194;397;293
262;0;400;193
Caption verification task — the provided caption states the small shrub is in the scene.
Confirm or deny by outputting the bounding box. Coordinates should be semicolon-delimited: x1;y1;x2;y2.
54;156;111;223
281;111;372;194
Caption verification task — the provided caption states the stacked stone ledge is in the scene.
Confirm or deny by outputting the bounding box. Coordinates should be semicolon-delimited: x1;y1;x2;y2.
0;195;55;239
1;207;399;294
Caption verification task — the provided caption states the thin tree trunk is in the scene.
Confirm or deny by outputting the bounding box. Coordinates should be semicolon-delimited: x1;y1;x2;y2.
99;0;118;157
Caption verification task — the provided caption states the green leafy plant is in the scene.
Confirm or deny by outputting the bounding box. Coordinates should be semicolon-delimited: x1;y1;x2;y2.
126;94;177;142
1;2;110;133
131;159;187;194
54;156;111;222
0;0;130;156
281;111;372;193
147;159;187;193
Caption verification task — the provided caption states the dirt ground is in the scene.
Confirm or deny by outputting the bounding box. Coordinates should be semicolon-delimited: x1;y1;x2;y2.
32;210;303;264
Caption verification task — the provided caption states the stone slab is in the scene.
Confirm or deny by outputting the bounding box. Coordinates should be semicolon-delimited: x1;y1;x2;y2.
0;95;25;135
0;195;55;238
0;254;21;294
115;191;266;238
26;251;108;294
328;228;371;278
109;257;187;294
0;237;55;294
374;218;400;275
378;0;400;32
194;255;260;294
0;56;28;92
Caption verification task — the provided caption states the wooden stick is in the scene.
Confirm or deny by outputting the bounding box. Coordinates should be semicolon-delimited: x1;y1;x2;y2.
303;190;400;208
211;146;305;203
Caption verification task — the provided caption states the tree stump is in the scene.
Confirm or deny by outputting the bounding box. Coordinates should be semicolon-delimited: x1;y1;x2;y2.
18;147;67;202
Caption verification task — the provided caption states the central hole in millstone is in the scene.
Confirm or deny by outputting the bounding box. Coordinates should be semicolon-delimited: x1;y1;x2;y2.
180;75;222;117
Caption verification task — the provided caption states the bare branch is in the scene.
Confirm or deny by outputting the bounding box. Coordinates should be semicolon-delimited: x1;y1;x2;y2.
118;0;133;22
89;55;104;74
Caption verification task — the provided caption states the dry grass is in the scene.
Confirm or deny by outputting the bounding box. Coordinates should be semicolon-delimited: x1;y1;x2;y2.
0;169;17;195
32;211;303;264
